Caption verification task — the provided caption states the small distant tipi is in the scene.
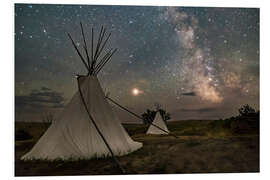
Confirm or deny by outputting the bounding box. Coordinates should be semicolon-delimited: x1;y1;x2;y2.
21;23;142;161
146;112;169;135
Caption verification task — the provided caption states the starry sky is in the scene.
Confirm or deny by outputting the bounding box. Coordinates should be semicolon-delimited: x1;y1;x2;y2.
15;4;259;123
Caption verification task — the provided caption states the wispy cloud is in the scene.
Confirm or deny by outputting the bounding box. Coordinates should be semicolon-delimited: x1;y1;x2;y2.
181;92;196;96
15;87;65;111
178;107;217;113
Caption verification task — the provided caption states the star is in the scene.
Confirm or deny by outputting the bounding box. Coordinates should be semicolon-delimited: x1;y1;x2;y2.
14;4;259;121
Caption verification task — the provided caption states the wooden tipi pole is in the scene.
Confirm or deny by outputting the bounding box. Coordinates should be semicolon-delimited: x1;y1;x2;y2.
76;76;125;174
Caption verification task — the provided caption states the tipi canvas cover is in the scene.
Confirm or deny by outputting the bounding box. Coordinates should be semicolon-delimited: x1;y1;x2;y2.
21;76;142;160
146;112;169;135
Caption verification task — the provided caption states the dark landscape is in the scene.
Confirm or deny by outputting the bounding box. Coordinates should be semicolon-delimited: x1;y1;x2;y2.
15;110;259;176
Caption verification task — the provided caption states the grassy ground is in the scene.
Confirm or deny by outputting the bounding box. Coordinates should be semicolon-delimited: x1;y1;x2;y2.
15;120;259;176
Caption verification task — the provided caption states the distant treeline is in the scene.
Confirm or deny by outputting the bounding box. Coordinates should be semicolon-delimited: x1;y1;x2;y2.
209;104;259;134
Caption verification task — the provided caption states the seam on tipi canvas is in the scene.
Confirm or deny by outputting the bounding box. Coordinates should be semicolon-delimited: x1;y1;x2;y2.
64;123;83;156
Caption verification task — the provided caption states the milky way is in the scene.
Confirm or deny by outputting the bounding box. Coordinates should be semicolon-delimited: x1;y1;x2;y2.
15;4;259;122
159;7;223;103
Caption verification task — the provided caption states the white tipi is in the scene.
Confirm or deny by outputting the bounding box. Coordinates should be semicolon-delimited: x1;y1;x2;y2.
21;23;142;161
146;112;169;135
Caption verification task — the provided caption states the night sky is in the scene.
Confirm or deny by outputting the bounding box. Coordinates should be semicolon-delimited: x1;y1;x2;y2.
15;4;259;122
